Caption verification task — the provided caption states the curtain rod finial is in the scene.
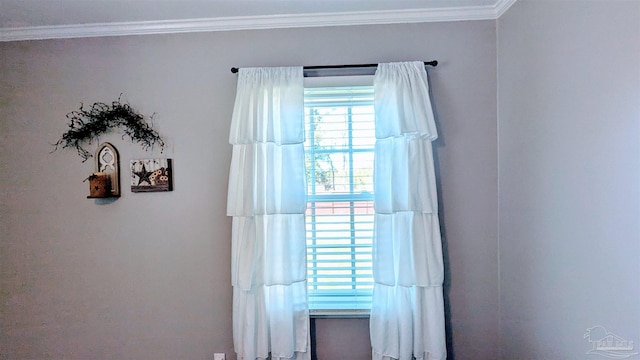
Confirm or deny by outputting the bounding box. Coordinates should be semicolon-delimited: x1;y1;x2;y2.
231;67;239;74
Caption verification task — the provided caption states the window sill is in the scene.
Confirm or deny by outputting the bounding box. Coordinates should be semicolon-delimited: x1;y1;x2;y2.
309;309;370;319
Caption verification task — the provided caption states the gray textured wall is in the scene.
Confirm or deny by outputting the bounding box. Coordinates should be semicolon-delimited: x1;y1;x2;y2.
0;21;498;359
498;1;640;358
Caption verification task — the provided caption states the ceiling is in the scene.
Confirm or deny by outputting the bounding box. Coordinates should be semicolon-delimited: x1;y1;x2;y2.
0;0;516;41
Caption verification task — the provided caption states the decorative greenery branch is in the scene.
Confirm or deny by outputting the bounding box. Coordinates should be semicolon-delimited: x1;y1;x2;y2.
53;96;165;162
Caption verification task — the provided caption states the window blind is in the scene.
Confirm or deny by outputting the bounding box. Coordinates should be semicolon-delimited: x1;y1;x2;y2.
304;86;375;311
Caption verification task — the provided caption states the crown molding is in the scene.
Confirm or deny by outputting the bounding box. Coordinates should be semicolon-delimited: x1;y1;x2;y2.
495;0;518;18
0;0;517;42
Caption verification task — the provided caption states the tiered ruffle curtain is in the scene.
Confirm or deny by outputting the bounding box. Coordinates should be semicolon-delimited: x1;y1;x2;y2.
370;62;446;360
227;67;310;360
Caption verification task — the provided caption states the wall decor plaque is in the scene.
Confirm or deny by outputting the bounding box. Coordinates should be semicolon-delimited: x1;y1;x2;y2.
130;158;173;193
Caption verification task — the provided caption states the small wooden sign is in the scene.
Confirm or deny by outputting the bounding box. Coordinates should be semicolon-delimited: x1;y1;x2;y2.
130;158;173;193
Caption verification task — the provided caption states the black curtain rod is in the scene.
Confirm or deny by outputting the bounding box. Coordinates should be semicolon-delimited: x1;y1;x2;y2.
230;61;437;76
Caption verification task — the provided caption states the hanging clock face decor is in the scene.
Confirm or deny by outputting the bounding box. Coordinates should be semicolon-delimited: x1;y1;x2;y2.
130;158;173;192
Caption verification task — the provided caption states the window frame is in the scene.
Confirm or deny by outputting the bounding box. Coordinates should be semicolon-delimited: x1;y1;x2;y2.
304;75;375;318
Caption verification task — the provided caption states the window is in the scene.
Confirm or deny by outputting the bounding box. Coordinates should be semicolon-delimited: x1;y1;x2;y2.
304;83;375;313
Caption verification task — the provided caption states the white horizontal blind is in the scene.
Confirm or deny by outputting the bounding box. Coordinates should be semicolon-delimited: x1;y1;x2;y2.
304;86;375;311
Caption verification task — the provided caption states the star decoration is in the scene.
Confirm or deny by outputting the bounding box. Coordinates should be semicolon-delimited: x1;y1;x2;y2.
133;164;153;185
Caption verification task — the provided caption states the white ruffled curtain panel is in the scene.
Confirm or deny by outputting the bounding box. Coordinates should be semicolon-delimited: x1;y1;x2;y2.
227;67;310;360
370;62;446;360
